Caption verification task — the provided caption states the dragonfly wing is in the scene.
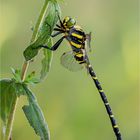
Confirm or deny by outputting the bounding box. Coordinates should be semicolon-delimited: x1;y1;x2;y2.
86;32;92;52
60;51;84;72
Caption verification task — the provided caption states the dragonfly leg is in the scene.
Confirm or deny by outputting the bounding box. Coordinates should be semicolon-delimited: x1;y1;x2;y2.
53;28;64;32
56;24;61;28
51;31;63;37
57;13;65;29
41;36;66;51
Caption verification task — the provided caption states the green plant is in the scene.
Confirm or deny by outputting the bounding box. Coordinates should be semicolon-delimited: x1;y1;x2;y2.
0;0;61;140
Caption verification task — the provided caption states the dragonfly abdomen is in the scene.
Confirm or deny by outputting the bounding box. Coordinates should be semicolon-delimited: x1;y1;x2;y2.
73;49;86;64
87;64;122;140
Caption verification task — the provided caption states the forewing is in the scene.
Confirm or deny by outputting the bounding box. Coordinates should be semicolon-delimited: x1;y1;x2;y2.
60;51;83;72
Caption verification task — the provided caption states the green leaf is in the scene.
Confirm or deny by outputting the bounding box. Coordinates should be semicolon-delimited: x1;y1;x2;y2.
23;0;61;61
40;38;53;81
23;47;40;61
22;85;50;140
0;79;17;124
0;79;25;124
0;79;27;140
0;79;49;139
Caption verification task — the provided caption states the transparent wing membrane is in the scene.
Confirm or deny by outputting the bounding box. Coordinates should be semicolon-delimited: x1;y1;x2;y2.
86;32;92;52
60;51;84;72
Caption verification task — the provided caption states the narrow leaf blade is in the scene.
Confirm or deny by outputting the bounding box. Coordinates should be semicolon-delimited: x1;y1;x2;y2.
23;0;61;61
0;79;26;124
40;38;53;80
22;85;50;140
0;79;17;124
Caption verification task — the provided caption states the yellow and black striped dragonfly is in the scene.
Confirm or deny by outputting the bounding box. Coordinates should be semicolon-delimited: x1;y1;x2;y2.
41;16;122;140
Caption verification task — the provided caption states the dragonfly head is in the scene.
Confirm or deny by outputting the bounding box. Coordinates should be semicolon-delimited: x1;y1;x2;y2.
63;16;76;29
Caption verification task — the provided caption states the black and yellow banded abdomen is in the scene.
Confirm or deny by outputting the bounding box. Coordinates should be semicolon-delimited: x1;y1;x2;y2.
74;49;86;64
87;64;122;139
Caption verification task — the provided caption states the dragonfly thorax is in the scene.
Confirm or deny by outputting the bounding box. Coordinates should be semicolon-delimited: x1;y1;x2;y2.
67;25;86;50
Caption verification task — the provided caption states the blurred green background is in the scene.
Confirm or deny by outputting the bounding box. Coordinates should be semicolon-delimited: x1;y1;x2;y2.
0;0;139;140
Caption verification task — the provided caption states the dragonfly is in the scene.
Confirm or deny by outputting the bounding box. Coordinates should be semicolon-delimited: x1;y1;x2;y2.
41;15;122;140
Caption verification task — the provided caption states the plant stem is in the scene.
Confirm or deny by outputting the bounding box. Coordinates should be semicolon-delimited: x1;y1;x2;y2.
21;61;29;81
4;99;18;140
4;61;29;140
4;1;50;139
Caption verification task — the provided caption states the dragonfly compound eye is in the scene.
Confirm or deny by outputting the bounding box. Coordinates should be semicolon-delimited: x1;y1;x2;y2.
63;16;76;29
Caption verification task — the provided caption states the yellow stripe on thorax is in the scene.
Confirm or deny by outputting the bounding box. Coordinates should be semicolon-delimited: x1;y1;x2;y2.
70;41;81;48
72;33;83;39
74;25;82;31
75;53;83;57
